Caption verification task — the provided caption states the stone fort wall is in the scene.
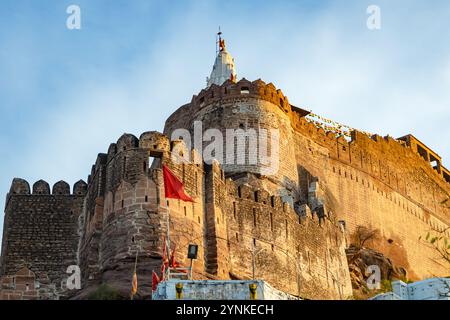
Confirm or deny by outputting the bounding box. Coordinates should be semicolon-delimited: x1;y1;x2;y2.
1;77;448;300
290;116;450;279
0;179;86;299
220;168;351;298
60;128;350;299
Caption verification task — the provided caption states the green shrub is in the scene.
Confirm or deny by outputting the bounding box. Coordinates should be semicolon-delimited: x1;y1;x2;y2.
87;284;123;300
379;279;392;293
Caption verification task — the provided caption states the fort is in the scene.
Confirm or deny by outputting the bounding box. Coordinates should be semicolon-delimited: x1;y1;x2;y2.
0;36;449;300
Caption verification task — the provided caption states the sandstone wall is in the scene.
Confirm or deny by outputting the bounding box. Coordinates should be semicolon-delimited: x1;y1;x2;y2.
223;179;352;299
187;158;352;299
0;179;85;299
291;115;450;279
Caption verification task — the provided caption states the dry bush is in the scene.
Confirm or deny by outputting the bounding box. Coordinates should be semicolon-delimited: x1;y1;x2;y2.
351;225;380;249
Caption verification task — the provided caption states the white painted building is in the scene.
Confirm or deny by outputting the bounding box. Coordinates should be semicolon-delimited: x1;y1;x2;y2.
152;279;300;300
371;278;450;300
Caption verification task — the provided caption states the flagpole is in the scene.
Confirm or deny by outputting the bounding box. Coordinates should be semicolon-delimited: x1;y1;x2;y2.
166;198;171;280
162;161;171;280
160;162;195;281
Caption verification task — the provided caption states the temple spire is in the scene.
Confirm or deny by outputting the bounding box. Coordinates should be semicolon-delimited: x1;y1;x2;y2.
206;30;237;87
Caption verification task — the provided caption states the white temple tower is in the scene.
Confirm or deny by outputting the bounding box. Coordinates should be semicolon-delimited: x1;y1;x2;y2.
206;32;237;87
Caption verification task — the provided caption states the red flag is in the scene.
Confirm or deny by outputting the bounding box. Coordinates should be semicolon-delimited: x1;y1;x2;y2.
160;263;166;281
152;271;160;291
170;244;179;268
161;237;169;280
162;164;195;202
162;237;168;265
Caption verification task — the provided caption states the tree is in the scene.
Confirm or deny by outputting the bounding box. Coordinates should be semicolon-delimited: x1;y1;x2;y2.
420;228;450;266
351;225;380;249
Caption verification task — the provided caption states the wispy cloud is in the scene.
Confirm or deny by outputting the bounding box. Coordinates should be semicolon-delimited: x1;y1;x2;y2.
1;0;449;242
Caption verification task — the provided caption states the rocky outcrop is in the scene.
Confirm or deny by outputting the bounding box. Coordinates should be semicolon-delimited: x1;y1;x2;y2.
346;245;407;299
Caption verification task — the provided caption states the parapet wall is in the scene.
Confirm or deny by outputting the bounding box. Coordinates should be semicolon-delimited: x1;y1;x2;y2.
165;78;292;130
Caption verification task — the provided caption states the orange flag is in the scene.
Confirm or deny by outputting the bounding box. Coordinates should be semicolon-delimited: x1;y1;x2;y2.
131;272;138;296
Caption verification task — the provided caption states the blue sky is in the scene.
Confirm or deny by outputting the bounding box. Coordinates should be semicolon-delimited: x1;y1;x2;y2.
1;0;449;242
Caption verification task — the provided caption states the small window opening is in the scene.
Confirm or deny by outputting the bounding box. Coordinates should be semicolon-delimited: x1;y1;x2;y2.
240;87;250;94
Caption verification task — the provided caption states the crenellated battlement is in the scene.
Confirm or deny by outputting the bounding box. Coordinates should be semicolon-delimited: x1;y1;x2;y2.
192;78;291;112
8;178;87;197
166;78;292;129
222;175;335;230
292;113;450;190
